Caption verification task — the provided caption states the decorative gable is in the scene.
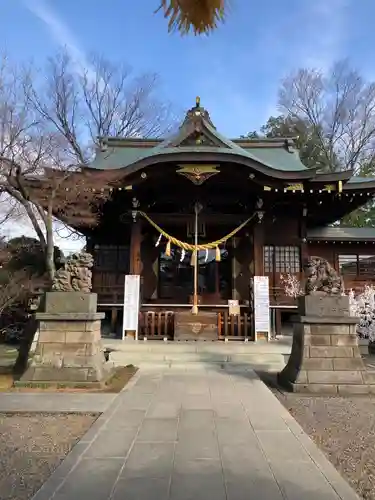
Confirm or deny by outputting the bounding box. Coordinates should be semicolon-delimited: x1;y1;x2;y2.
179;131;219;147
163;97;232;150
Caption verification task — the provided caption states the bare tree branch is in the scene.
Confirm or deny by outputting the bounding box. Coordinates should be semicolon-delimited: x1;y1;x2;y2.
0;50;175;286
278;59;375;174
29;51;176;164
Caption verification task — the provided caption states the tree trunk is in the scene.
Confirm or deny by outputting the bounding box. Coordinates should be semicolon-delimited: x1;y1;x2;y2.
13;315;38;377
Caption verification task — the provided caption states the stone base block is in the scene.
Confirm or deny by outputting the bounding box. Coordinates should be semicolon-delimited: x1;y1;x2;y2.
278;295;375;395
20;362;113;383
44;291;98;314
21;296;112;385
298;295;350;317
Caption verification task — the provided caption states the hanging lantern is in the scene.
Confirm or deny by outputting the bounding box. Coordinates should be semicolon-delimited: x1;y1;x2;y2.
165;240;171;257
215;246;221;262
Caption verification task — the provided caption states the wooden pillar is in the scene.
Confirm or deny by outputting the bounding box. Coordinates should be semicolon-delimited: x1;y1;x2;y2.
253;222;264;276
215;262;220;297
151;255;159;299
232;238;239;300
129;219;142;275
86;236;94;253
110;308;118;332
275;310;282;337
125;219;142;340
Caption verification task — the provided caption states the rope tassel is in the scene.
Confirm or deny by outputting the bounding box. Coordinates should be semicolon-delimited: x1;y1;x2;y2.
190;250;196;266
215;246;221;262
165;240;171;257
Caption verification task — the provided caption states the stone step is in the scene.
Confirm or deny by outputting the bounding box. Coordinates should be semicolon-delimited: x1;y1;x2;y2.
108;352;288;375
103;338;292;354
104;338;291;372
109;351;288;363
110;360;285;373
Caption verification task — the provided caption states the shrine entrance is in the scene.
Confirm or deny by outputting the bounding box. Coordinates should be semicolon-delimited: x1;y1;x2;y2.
158;247;232;305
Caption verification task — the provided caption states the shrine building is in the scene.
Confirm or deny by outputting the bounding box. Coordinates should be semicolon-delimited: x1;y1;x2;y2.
67;98;375;339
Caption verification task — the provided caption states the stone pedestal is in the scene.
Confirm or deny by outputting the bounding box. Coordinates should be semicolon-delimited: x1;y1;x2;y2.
20;292;113;386
278;295;375;395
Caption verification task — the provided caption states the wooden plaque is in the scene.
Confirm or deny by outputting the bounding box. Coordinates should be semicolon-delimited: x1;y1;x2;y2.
174;311;218;341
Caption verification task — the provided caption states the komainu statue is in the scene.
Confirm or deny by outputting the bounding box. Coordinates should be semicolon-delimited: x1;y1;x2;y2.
304;256;344;296
52;252;94;293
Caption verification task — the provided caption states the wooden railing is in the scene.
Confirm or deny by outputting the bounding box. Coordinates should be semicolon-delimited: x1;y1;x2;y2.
138;310;255;341
139;311;174;340
217;311;253;340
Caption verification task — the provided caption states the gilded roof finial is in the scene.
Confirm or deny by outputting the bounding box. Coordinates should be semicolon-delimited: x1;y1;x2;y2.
196;96;200;107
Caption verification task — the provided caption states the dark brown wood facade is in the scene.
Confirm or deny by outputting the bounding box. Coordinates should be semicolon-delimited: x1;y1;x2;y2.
86;166;375;340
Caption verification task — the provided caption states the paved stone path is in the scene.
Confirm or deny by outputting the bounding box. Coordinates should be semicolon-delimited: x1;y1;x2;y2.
0;393;116;413
31;368;360;500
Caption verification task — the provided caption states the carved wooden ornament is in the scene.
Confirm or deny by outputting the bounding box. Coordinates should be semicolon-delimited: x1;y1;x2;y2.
177;164;219;185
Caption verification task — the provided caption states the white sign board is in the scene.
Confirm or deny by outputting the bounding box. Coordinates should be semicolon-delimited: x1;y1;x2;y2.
122;275;140;340
228;299;240;316
253;276;270;340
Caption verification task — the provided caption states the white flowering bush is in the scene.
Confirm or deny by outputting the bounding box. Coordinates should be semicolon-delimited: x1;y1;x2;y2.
348;286;375;342
279;273;304;298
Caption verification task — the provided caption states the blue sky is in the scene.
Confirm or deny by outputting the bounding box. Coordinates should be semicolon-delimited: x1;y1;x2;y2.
2;0;375;138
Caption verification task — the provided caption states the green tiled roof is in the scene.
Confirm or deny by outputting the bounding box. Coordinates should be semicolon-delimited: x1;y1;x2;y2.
89;142;308;172
242;147;307;172
347;176;375;184
89;147;149;170
88;100;312;173
307;226;375;241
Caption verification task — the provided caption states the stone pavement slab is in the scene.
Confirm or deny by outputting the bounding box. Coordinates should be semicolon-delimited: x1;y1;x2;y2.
31;368;361;500
0;393;117;413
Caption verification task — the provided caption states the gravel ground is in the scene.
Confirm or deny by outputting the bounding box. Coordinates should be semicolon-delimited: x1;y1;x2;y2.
276;393;375;500
0;413;98;500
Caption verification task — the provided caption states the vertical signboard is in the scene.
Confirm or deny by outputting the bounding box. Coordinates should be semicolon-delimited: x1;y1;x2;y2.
122;275;140;340
253;276;270;341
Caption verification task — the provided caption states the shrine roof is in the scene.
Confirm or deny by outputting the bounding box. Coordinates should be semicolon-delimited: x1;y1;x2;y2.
88;97;310;176
86;98;375;187
307;226;375;242
89;142;308;173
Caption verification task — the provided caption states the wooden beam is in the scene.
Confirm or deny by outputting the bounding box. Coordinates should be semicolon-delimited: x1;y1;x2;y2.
141;213;254;225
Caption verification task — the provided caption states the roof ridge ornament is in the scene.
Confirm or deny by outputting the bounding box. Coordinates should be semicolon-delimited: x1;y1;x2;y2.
181;96;216;129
